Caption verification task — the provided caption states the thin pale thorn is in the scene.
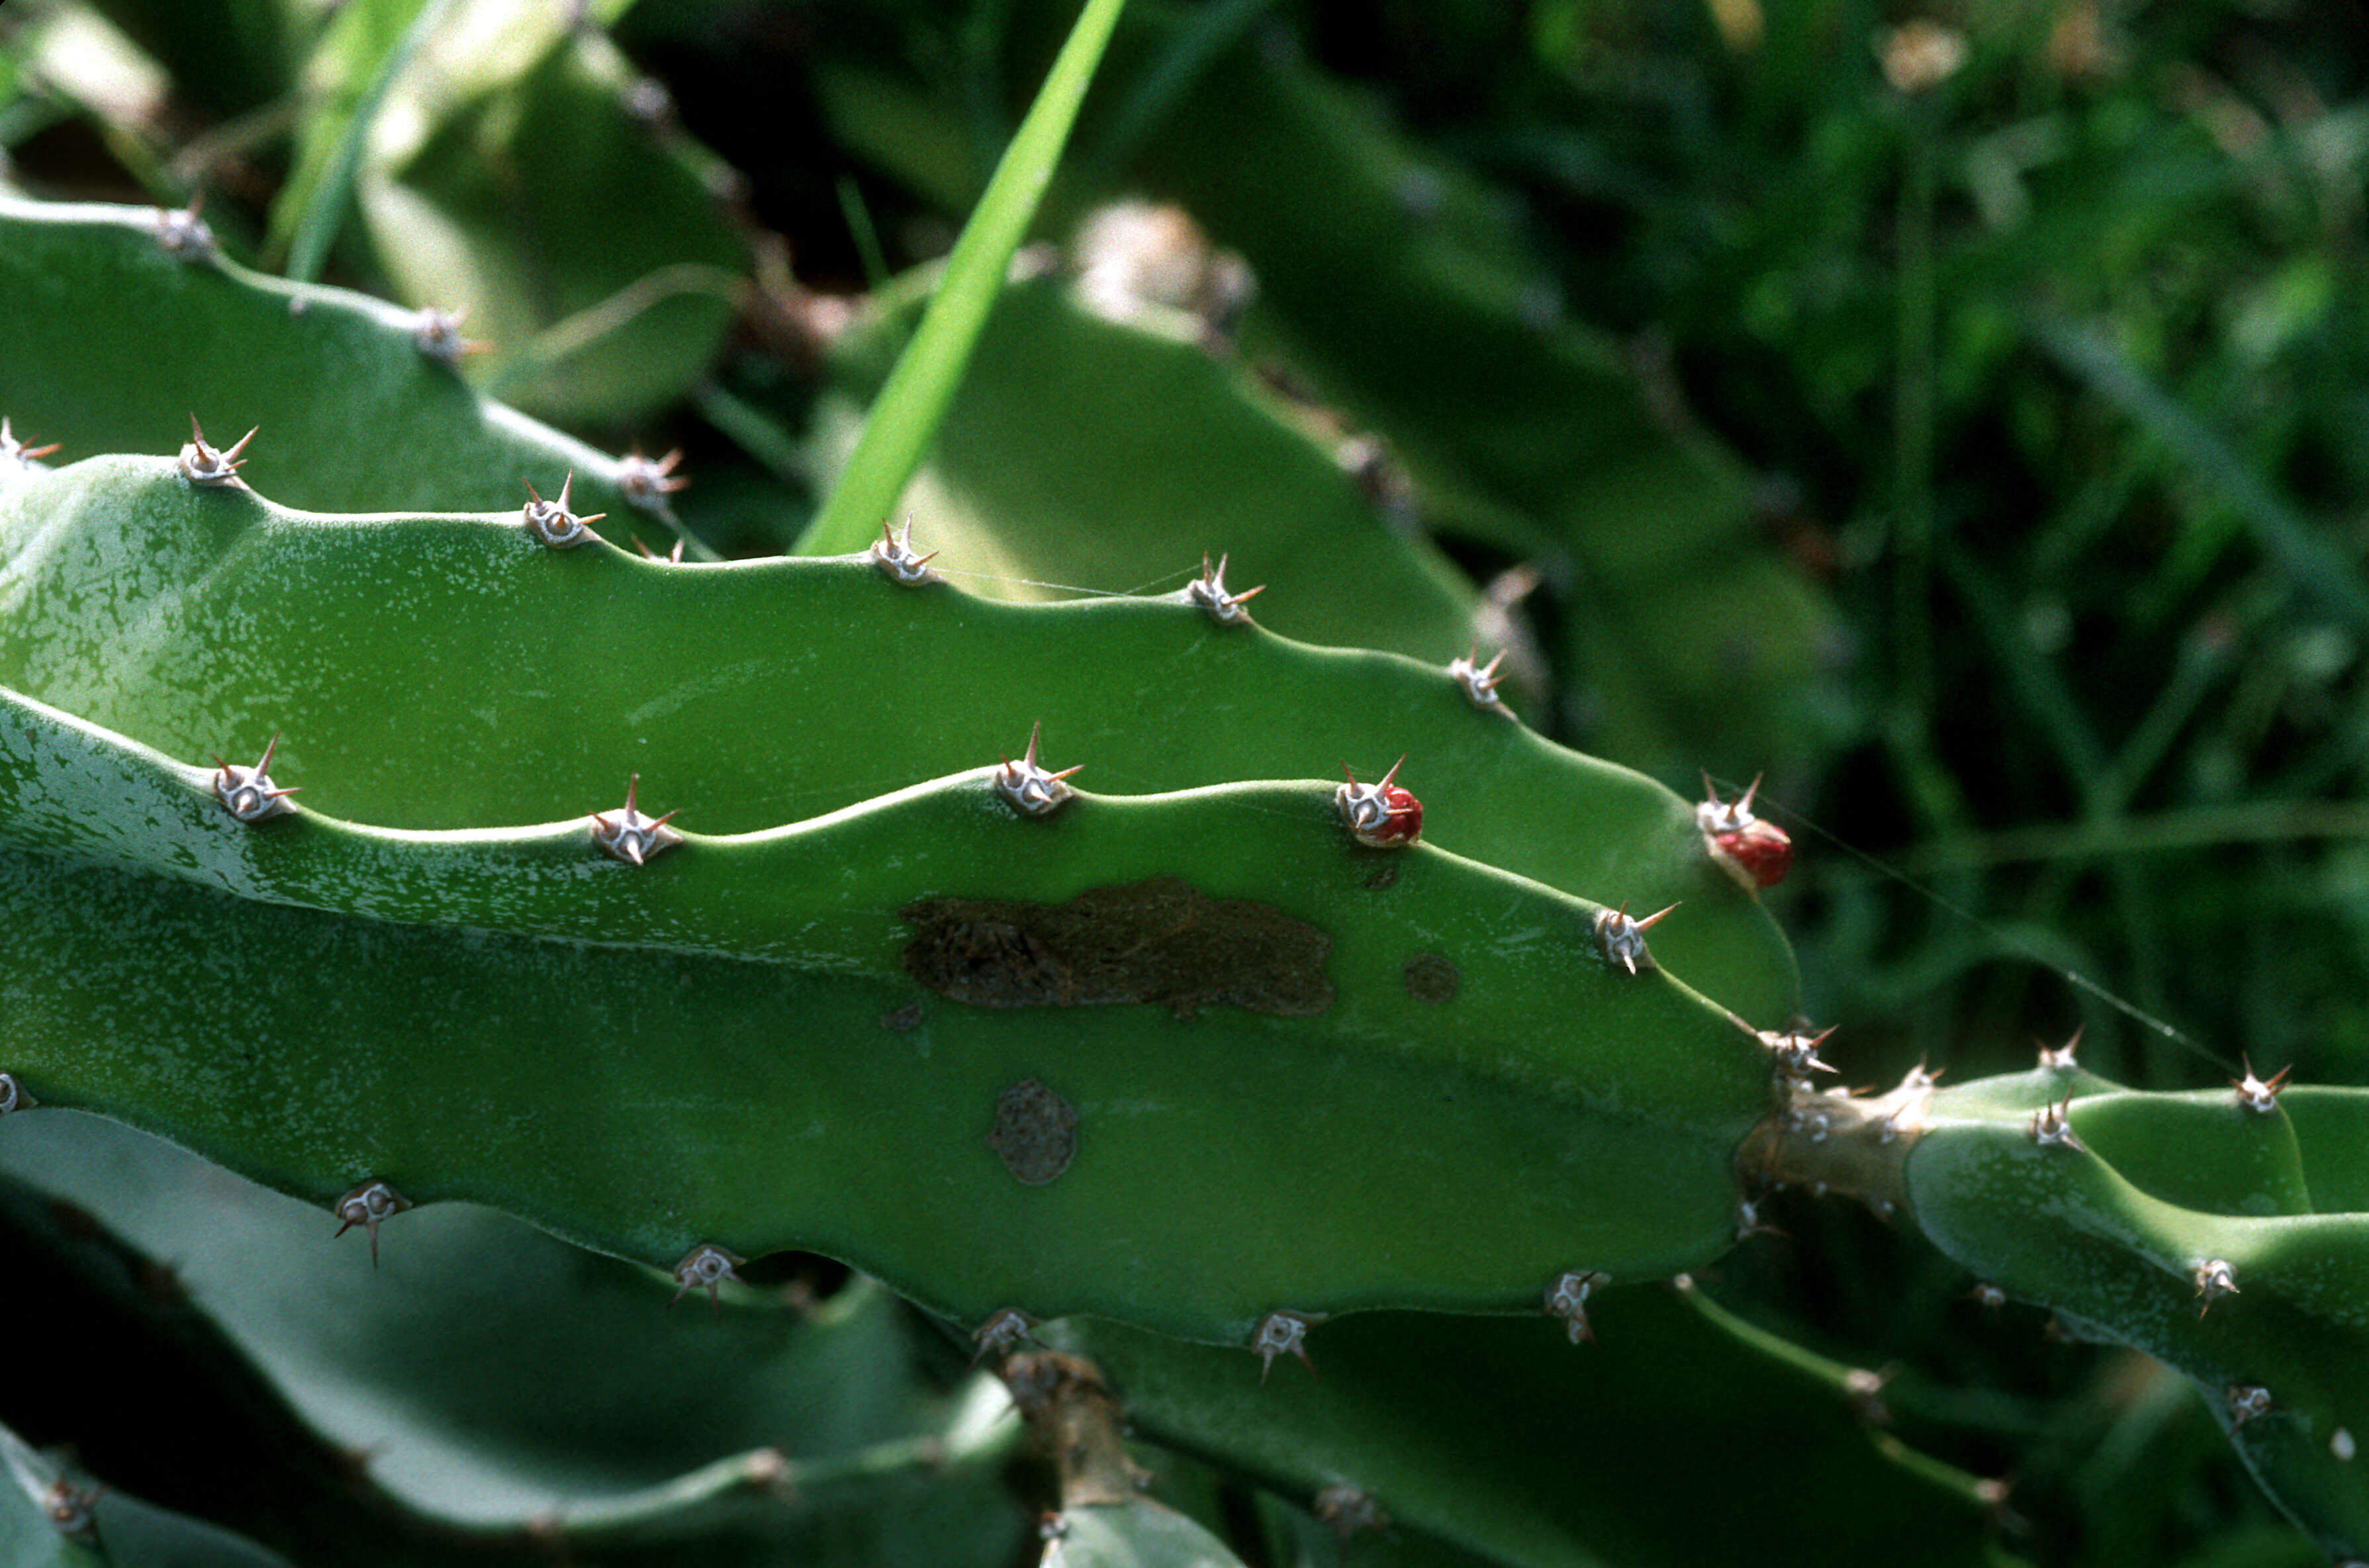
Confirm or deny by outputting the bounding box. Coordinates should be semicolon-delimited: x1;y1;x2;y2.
1740;774;1763;811
1046;765;1084;782
1634;902;1681;931
1230;582;1267;602
1377;755;1407;790
258;731;281;772
224;426;259;461
622;837;644;866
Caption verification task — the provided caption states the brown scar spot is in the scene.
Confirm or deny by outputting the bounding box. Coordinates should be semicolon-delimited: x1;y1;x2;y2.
989;1079;1078;1185
879;1002;924;1033
899;876;1332;1019
1402;952;1460;1003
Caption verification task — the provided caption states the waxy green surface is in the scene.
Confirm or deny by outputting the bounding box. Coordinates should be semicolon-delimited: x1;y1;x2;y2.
0;685;1769;1342
1910;1080;2369;1558
0;455;1797;1023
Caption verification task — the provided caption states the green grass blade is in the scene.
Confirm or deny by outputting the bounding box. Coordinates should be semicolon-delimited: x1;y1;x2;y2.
270;0;448;283
798;0;1129;555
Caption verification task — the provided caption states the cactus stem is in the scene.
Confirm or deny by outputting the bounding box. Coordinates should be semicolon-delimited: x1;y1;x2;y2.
669;1244;746;1318
179;415;257;488
522;473;606;549
1741;1068;1931;1213
2037;1027;2083;1070
212;733;301;823
332;1180;411;1268
589;773;684;866
1252;1310;1323;1383
868;515;942;585
0;417;60;466
970;1308;1044;1364
2193;1259;2239;1316
1447;643;1509;712
1335;757;1423;847
2231;1057;2294;1113
1184;551;1265;626
994;722;1082;817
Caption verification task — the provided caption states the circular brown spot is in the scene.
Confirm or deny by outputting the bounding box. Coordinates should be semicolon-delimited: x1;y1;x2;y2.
880;1002;924;1033
1403;952;1460;1004
1363;863;1401;891
988;1079;1078;1185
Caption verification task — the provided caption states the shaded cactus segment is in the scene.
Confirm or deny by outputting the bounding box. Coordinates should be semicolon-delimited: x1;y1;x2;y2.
1052;1285;2005;1568
0;687;1768;1344
0;198;689;549
1;1420;293;1567
0;455;1795;1023
1900;1084;2369;1558
0;1111;1029;1564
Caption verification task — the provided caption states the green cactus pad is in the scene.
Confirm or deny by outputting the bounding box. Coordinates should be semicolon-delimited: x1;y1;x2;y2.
0;198;696;550
0;453;1797;1021
0;682;1772;1342
1890;1081;2369;1558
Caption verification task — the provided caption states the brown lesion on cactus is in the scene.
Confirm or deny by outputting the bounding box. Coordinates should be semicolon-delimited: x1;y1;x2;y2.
1000;1352;1149;1508
988;1079;1078;1185
900;877;1333;1018
1401;952;1460;1003
1736;1046;1935;1216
